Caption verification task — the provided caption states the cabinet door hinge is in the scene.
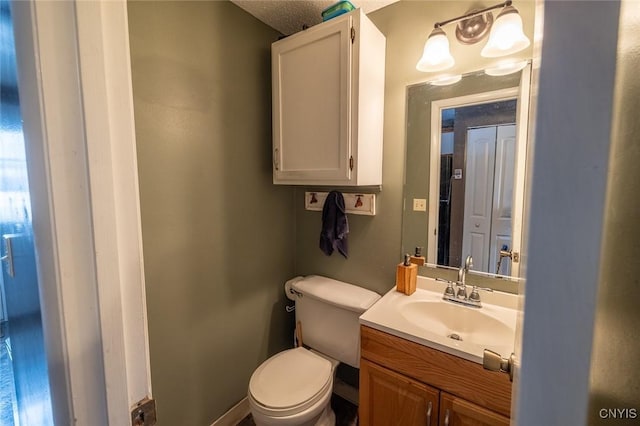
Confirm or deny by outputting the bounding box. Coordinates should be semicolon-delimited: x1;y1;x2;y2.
349;156;354;171
350;27;355;44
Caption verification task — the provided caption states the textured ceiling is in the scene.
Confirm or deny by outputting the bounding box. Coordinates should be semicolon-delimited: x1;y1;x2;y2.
231;0;399;35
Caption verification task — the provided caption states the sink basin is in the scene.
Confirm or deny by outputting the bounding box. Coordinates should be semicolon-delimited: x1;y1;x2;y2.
400;300;514;347
359;277;518;364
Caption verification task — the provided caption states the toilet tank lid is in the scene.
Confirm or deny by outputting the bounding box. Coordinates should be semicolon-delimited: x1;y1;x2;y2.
292;275;381;313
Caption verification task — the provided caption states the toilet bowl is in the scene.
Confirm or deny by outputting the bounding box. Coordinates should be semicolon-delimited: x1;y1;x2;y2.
248;348;338;426
247;275;381;426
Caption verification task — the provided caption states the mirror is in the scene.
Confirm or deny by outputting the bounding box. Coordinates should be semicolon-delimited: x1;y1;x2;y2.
402;66;531;281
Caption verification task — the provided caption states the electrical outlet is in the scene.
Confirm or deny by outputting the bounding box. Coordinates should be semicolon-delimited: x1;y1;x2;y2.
413;198;427;212
131;397;156;426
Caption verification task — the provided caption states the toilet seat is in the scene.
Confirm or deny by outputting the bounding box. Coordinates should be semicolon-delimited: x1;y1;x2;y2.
249;347;333;417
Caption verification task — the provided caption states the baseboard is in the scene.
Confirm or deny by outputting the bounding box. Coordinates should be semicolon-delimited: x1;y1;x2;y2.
211;397;250;426
211;379;357;426
333;377;359;406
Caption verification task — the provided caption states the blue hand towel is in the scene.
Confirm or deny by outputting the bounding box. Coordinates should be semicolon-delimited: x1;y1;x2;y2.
319;190;349;258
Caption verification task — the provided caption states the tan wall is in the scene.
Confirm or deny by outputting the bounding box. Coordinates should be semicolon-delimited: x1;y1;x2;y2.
293;0;534;295
588;0;640;423
127;2;294;424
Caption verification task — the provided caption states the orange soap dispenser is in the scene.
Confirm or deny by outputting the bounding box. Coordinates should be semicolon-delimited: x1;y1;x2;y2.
396;254;417;295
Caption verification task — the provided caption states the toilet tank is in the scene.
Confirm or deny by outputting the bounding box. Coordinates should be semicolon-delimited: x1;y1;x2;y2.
289;275;380;368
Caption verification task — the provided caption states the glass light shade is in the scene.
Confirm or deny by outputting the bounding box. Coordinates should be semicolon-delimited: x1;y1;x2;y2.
416;27;455;72
481;6;530;58
485;59;528;76
429;74;462;86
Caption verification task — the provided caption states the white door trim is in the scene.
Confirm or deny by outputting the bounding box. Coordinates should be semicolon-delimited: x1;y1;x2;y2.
75;0;152;422
12;1;151;424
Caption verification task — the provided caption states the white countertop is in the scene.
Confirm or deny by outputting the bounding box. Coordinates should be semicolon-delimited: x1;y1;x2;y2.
359;276;518;364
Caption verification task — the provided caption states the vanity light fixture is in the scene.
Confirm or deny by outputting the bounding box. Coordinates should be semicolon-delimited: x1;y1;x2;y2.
416;0;530;73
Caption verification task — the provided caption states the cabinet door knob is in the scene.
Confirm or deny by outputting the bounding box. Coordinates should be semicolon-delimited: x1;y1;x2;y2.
426;401;432;425
444;409;450;426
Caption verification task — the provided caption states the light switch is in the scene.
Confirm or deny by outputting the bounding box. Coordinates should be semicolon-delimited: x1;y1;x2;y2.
413;198;427;212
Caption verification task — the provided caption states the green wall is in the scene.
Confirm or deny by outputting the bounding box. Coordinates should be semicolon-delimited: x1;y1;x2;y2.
127;2;293;424
588;0;640;422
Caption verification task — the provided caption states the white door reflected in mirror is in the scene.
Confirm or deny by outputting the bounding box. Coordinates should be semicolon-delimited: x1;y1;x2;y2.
462;124;516;275
429;92;520;276
426;66;531;278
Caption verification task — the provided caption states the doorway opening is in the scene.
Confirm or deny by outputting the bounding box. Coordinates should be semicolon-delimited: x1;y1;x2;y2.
1;1;54;424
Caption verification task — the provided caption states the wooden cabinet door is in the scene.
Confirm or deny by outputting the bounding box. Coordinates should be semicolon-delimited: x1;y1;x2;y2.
272;14;352;184
360;359;439;426
439;392;509;426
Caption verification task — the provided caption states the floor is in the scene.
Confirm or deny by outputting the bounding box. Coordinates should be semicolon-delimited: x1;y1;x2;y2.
0;314;54;426
0;322;18;426
238;393;358;426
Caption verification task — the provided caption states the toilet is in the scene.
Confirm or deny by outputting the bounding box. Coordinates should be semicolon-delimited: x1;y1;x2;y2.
247;275;381;426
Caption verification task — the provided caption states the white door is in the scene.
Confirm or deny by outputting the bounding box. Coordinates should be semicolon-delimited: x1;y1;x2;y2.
462;126;497;271
489;125;516;275
272;15;352;182
462;125;516;273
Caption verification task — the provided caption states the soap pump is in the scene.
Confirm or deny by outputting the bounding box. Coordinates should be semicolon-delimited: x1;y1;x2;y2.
410;246;426;266
396;253;417;295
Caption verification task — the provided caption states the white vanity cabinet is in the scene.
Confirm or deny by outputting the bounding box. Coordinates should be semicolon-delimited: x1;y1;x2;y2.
271;9;385;186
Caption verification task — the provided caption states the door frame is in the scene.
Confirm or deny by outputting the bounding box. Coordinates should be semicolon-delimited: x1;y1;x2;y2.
427;85;523;277
11;1;150;424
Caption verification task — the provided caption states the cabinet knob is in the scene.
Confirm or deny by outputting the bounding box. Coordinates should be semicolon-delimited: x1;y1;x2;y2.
444;408;450;426
426;401;432;425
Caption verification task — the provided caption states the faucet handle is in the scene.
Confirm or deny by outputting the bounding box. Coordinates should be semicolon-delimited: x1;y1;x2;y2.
436;278;456;297
468;286;493;303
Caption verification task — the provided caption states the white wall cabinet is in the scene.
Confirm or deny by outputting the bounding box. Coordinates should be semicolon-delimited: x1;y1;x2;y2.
272;9;385;186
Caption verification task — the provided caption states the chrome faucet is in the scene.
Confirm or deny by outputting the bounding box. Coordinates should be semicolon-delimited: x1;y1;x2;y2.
438;255;492;308
456;255;473;299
